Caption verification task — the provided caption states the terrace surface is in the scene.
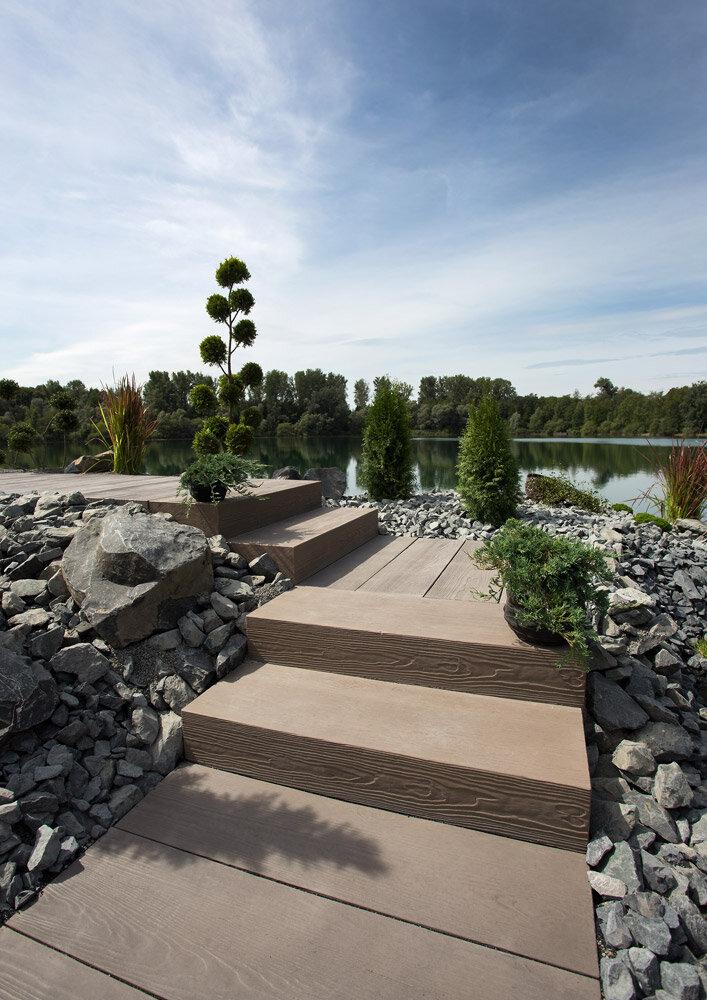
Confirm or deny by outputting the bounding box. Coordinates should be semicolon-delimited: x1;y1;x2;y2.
0;472;599;999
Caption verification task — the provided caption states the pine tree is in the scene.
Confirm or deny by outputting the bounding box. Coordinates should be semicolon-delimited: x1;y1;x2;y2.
360;378;415;500
457;397;519;525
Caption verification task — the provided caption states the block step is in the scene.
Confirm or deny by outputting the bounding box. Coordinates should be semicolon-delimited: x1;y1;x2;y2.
230;507;379;582
118;763;599;978
246;586;586;706
6;826;599;1000
182;661;591;851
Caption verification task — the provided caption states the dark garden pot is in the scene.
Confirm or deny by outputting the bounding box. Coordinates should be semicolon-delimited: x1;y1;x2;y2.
503;598;565;647
189;481;227;504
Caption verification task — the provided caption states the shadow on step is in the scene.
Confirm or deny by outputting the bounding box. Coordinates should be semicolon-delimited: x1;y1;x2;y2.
105;764;390;878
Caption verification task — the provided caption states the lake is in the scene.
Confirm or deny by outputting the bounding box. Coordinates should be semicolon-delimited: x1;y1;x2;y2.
23;436;702;508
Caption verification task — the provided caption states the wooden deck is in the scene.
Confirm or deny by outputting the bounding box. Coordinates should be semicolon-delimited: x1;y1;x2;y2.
2;473;599;999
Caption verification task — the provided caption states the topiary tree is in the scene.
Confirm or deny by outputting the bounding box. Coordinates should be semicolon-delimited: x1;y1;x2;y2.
457;397;519;525
7;421;39;454
360;377;415;500
188;257;264;456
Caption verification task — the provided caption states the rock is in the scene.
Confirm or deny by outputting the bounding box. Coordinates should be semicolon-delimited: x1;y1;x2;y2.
214;578;254;602
10;579;46;600
602;842;642;893
108;784;142;822
609;588;657;613
613;740;657;776
150;711;183;775
675;518;707;535
588;673;649;731
50;643;110;684
592;797;638;842
47;570;70;598
627;948;660;994
623;911;672;956
272;466;301;479
303;466;346;500
203;622;234;655
631;614;679;655
63;451;113;474
626;790;679;843
587;834;614;867
27;627;64;661
62;506;213;647
597;901;634;948
131;706;160;745
588;870;628;898
248;553;279;582
0;648;58;739
636;722;694;761
210;591;240;621
600;955;637;1000
175;647;216;694
660;961;701;1000
654;763;693;809
162;675;193;713
669;890;707;954
26;825;61;872
215;634;247;678
177;615;205;648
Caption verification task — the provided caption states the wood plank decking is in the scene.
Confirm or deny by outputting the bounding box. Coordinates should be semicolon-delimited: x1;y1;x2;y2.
1;472;599;999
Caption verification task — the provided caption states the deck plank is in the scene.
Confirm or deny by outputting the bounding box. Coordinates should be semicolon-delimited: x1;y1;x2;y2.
425;540;495;600
119;764;599;977
359;537;463;595
8;828;599;1000
304;535;415;588
0;928;150;1000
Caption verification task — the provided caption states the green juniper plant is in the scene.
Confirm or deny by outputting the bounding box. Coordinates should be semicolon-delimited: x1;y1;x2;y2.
359;377;415;500
473;519;612;666
177;453;267;510
457;397;519;526
188;256;264;457
525;473;606;514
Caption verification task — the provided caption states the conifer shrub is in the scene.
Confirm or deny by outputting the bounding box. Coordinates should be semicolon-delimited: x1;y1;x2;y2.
525;473;606;514
360;378;415;500
456;397;519;525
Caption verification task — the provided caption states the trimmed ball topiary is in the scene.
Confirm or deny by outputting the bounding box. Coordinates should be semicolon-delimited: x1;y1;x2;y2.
226;422;254;456
457;397;519;526
360;378;415;500
241;406;262;429
188;383;218;416
7;421;39;453
193;426;222;456
202;415;229;443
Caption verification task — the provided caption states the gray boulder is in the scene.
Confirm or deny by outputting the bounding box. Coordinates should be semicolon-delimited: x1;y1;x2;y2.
0;648;58;741
272;466;301;480
64;451;113;474
62;506;213;648
50;643;110;684
588;672;649;732
303;466;347;500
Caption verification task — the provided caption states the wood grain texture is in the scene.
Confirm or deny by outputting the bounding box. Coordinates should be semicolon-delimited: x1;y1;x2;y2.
247;587;586;706
182;662;590;851
305;535;416;589
232;507;378;581
0;928;150;1000
359;537;463;595
8;829;600;1000
425;540;495;600
119;764;599;976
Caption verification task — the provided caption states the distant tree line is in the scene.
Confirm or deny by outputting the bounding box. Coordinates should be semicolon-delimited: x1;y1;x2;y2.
0;372;704;456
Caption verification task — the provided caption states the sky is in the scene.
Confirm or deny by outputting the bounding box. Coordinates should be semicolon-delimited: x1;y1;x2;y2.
1;0;707;400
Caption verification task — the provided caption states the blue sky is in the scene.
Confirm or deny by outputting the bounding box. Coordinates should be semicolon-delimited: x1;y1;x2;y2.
1;0;706;397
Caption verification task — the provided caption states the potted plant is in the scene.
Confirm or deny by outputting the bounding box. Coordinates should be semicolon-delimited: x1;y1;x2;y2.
178;453;267;506
472;519;611;664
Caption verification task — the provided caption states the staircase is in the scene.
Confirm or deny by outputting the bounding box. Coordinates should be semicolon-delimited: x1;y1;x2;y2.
4;490;600;1000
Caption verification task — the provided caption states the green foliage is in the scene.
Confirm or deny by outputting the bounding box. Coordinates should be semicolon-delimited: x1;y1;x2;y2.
234;319;256;347
525;473;606;513
94;374;158;474
612;502;634;513
0;379;19;401
474;519;611;664
225;422;254;456
202;415;229;443
7;421;39;453
178;452;265;506
457;398;519;525
205;294;230;323
218;374;244;411
276;421;296;436
693;636;707;658
192;427;222;456
188;383;218;416
360;378;415;500
215;257;250;287
54;409;79;433
229;288;254;314
634;512;672;531
199;334;228;366
241;406;262;430
240;362;263;388
641;439;706;522
49;390;75;412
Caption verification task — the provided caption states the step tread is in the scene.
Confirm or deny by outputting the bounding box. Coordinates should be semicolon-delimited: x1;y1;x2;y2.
246;587;586;706
357;537;463;595
306;535;416;589
184;661;589;789
118;764;599;978
0;928;150;1000
7;827;599;1000
232;505;375;547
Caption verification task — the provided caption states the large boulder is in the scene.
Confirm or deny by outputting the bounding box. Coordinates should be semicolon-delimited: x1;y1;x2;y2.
272;466;301;480
303;466;347;500
64;451;113;474
62;506;213;648
0;648;58;741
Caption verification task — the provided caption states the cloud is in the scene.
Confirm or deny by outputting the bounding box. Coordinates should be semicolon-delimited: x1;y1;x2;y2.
528;344;707;370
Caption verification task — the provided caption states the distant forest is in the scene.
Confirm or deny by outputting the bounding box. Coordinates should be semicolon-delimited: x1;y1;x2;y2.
0;372;704;447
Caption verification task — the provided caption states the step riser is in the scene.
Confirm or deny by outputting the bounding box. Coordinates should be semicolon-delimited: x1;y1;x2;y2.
246;617;586;706
232;509;379;582
182;716;590;852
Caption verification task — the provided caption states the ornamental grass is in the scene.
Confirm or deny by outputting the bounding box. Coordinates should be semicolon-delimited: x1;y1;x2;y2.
94;374;158;475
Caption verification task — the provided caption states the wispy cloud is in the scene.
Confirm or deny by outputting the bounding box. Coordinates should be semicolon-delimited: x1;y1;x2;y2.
528;344;707;370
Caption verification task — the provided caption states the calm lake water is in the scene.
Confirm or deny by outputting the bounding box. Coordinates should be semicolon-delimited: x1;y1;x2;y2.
24;436;702;508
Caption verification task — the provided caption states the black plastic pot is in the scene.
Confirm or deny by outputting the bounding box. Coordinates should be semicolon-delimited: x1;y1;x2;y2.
189;481;227;504
503;598;565;647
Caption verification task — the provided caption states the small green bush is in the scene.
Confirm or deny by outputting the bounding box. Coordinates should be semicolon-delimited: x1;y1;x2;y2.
225;422;254;456
360;378;415;500
634;512;672;531
178;453;266;507
193;426;222;456
611;502;633;514
525;473;606;514
473;519;611;664
693;636;707;658
276;421;296;436
7;421;39;453
457;398;518;525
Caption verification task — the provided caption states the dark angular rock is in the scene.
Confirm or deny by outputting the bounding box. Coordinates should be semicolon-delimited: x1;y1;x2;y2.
588;673;649;732
0;648;58;740
303;466;346;500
